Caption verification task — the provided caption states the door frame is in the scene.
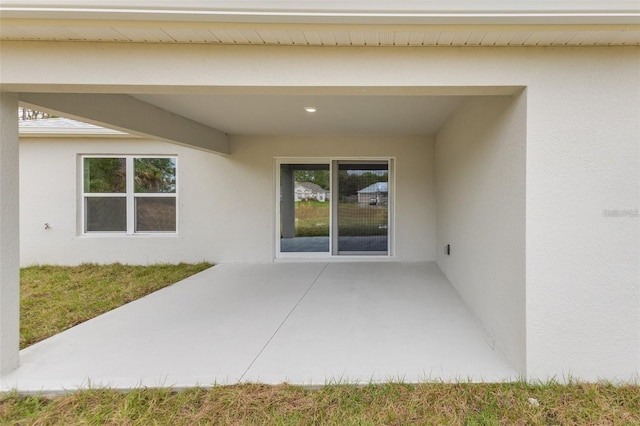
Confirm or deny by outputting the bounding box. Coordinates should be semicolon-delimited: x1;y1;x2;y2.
274;157;395;260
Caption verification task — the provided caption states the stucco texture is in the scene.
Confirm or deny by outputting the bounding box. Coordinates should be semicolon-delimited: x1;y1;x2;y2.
6;43;640;381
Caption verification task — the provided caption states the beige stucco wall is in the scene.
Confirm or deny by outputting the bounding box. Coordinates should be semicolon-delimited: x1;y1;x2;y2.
5;42;639;381
522;49;639;382
436;94;527;374
19;134;436;265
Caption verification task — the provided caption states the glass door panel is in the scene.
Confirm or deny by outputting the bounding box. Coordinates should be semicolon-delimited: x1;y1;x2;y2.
336;162;388;254
280;163;331;253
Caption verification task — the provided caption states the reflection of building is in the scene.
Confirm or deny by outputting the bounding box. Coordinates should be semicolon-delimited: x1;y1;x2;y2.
357;182;388;204
295;182;330;202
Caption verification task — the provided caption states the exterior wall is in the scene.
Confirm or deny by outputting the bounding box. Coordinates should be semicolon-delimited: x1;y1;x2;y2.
6;42;639;381
19;134;436;265
436;94;527;374
20;137;212;266
523;49;640;382
0;93;20;373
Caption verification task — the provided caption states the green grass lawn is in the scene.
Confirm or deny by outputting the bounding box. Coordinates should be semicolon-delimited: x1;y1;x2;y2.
293;201;388;237
294;200;330;237
1;382;639;425
20;262;212;349
5;263;640;424
337;203;388;236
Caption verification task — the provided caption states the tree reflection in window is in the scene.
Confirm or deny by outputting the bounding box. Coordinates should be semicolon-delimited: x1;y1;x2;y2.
84;158;126;193
134;158;176;194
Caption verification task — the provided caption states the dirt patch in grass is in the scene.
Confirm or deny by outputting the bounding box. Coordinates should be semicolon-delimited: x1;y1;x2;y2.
1;382;639;425
20;263;212;349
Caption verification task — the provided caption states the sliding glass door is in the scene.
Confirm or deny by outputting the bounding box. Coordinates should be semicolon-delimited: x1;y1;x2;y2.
278;159;390;257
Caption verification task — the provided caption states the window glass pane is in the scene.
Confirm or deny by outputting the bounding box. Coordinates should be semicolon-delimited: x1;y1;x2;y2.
85;197;126;232
280;164;330;253
337;163;388;253
134;158;176;193
84;158;126;193
135;197;176;232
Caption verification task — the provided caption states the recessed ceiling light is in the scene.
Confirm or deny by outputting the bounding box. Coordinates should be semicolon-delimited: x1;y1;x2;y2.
304;106;317;113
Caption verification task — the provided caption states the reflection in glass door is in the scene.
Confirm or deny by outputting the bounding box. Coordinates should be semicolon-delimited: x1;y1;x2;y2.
279;163;331;253
335;162;388;255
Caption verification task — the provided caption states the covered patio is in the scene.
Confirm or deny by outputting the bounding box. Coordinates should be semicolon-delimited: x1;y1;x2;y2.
2;0;638;386
0;262;516;393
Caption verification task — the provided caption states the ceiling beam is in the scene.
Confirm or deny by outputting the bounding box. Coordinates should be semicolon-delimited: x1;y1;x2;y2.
19;93;230;155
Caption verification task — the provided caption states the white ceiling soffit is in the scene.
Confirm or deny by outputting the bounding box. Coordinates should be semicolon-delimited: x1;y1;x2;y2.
131;94;466;136
1;1;639;47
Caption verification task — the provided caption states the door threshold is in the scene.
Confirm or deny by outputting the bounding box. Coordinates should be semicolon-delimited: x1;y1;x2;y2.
274;256;396;263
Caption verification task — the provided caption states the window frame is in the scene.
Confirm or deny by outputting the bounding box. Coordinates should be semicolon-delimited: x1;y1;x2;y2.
274;157;394;259
81;154;178;236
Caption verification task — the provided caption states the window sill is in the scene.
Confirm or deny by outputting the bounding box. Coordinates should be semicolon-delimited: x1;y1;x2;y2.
275;255;394;262
79;233;179;238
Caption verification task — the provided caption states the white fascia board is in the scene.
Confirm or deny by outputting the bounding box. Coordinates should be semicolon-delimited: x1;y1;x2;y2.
1;1;639;25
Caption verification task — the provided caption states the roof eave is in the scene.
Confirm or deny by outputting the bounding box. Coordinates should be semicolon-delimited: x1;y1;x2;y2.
1;4;639;26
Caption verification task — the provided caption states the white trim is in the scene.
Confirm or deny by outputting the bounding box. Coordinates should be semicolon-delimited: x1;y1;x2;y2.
1;1;639;25
125;156;134;234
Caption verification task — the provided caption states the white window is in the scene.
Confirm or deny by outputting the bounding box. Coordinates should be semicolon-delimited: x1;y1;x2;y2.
82;156;177;234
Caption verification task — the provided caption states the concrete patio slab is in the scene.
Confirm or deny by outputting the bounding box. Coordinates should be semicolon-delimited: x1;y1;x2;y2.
0;262;518;393
244;262;514;384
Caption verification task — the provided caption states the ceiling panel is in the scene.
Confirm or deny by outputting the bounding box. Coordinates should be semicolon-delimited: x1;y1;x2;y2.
609;31;640;44
392;31;410;46
520;32;547;46
349;31;365;46
133;93;466;136
240;29;263;44
420;32;441;46
2;25;34;39
407;31;426;46
493;32;516;46
507;32;533;46
332;31;351;46
535;31;566;46
222;29;249;44
76;26;130;42
450;31;471;46
255;29;278;44
302;30;322;46
365;31;382;46
287;30;307;45
2;24;638;46
463;32;485;46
